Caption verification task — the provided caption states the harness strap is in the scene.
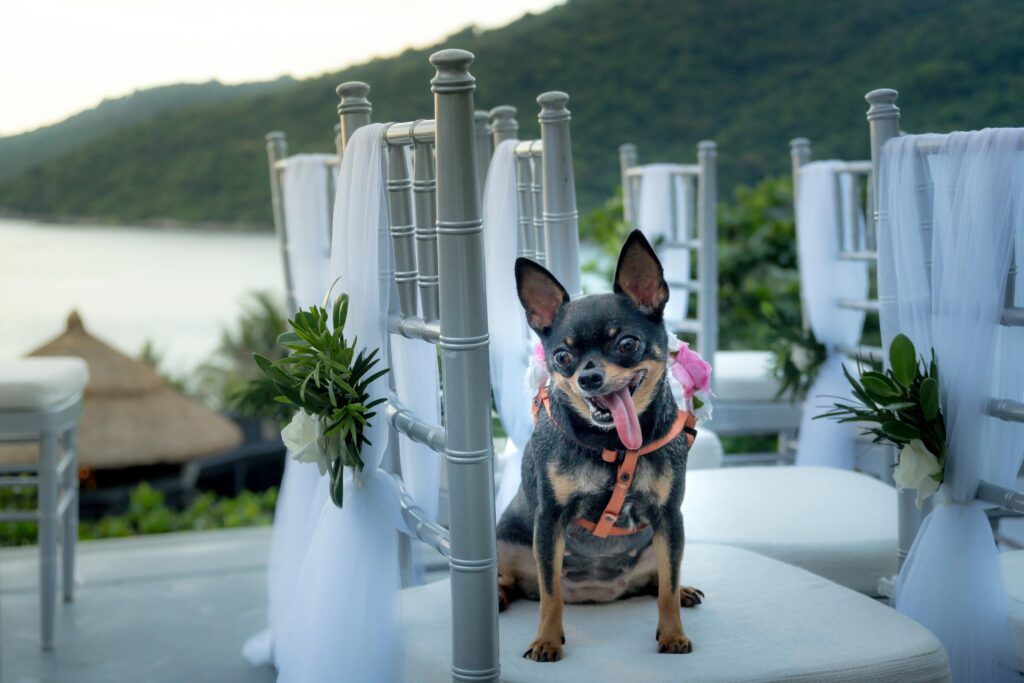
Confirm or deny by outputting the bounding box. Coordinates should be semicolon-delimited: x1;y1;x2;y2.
532;384;697;539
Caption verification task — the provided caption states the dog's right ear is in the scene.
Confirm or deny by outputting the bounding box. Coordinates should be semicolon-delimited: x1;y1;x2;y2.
515;258;570;334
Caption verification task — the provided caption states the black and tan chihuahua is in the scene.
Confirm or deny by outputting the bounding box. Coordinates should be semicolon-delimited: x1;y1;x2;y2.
497;230;703;662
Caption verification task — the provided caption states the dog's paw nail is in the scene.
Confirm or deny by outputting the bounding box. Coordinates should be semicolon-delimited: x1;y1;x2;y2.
561;634;566;644
523;649;532;658
658;643;667;653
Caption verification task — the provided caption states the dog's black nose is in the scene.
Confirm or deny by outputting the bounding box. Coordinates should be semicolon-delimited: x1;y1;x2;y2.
577;368;604;392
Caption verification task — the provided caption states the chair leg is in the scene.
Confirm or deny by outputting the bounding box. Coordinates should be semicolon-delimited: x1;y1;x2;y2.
39;431;59;650
62;427;78;603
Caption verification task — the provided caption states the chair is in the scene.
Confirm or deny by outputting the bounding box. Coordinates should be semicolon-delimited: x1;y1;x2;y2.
789;138;897;480
866;87;1024;678
398;57;948;682
621;143;801;462
0;357;88;649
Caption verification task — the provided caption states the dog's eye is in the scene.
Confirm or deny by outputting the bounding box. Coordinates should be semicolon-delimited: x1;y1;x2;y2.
617;336;640;355
553;350;573;368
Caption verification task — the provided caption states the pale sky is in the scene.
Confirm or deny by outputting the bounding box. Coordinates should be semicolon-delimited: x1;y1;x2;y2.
0;0;563;136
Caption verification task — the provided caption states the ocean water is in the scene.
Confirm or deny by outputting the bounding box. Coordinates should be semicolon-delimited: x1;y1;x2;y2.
0;219;284;373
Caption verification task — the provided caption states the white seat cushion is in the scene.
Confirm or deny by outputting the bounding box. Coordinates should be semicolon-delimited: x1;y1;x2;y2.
713;350;783;402
0;358;89;410
1001;550;1024;670
403;544;948;682
683;467;897;594
687;428;723;470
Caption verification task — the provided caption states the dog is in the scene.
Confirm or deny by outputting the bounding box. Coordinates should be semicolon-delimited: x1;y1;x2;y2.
497;230;703;663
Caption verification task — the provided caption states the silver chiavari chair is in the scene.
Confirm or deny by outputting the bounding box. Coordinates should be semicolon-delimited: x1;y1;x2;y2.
668;133;902;594
371;49;499;682
864;88;1024;571
865;89;1024;676
789;137;898;483
790;137;881;363
511;92;583;297
620;143;800;463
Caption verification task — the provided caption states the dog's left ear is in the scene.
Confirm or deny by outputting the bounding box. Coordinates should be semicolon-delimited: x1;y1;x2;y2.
614;230;669;318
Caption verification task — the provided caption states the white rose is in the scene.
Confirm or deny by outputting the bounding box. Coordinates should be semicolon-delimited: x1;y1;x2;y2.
282;409;329;476
789;344;815;373
894;439;942;509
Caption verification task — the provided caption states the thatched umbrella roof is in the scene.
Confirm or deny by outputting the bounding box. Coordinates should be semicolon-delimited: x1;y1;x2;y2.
0;311;242;469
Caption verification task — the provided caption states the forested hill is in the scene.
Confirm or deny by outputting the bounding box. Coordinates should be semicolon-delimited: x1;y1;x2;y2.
0;78;293;183
1;0;1021;227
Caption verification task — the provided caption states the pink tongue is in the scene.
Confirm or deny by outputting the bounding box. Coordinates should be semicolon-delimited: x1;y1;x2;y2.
602;386;642;450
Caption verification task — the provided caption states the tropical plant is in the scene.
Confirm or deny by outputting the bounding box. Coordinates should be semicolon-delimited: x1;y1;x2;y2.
192;291;294;425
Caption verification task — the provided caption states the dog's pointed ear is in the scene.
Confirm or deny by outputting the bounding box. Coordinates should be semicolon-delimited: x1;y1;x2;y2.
614;230;669;318
516;258;570;334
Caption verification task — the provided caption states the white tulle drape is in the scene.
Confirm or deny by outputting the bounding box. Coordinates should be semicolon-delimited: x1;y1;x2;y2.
794;162;869;468
243;154;337;666
271;124;441;682
485;140;537;517
636;164;693;321
879;129;1024;682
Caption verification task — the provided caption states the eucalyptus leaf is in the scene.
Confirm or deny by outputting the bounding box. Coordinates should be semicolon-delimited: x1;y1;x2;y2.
889;334;917;388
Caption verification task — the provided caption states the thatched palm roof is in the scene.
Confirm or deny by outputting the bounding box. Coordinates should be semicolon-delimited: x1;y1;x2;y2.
0;311;242;469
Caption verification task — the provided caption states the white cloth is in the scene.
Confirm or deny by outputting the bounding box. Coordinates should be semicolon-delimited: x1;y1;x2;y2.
636;164;693;321
485;140;538;519
272;124;444;682
282;154;335;307
683;466;897;594
243;154;337;667
403;544;949;682
794;161;869;468
879;129;1024;682
0;357;89;409
999;550;1024;670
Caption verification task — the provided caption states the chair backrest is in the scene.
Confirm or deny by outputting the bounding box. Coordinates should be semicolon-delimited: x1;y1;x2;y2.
512;92;583;298
379;49;499;682
619;142;719;371
864;88;1024;560
790;138;880;365
264;82;371;314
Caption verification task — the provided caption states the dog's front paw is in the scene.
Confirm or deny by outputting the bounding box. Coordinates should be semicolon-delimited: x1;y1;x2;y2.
657;631;693;654
679;585;704;608
523;637;563;662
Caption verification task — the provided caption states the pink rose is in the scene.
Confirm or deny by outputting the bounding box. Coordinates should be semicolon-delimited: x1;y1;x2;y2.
533;342;546;364
671;342;712;399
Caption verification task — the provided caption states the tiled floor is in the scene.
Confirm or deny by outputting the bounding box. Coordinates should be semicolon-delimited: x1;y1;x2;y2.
1;527;277;683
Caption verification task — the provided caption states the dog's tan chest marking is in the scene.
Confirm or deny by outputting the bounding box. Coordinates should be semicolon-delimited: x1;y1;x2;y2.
546;461;608;505
633;460;675;507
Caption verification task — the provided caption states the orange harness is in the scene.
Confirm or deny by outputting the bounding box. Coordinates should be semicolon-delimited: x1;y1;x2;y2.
532;385;697;539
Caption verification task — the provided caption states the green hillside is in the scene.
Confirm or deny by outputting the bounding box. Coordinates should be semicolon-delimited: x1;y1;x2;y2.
1;0;1022;227
0;78;293;183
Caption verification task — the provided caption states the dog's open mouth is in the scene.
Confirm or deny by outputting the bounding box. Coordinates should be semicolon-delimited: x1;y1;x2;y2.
582;369;646;449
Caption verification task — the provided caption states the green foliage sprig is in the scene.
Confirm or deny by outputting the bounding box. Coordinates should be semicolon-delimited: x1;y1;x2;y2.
816;334;947;485
254;292;388;508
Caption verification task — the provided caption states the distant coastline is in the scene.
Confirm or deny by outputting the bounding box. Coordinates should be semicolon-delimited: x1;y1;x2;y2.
0;209;270;234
